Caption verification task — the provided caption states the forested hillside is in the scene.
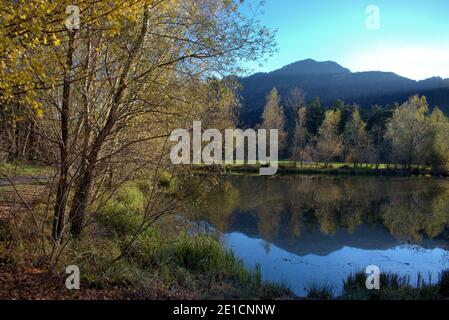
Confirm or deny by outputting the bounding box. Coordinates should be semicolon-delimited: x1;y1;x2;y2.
238;59;449;128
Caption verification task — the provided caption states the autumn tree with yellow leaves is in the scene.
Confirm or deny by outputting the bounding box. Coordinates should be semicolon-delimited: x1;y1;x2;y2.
0;0;275;250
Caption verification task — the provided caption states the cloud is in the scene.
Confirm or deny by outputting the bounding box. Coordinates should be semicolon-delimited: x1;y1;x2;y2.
345;45;449;80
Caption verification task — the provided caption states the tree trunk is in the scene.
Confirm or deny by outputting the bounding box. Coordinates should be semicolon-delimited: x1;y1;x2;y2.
53;30;76;241
27;118;36;161
68;153;96;237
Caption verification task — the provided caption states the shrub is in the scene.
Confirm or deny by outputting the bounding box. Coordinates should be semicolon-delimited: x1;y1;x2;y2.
158;171;177;191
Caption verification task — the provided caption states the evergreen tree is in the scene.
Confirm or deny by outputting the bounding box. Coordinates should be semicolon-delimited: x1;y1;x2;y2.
306;97;325;135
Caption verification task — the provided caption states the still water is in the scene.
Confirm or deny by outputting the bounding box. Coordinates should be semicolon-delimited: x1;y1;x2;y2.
196;175;449;296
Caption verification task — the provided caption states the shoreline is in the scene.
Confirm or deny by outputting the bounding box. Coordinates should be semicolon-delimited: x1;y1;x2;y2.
193;163;448;177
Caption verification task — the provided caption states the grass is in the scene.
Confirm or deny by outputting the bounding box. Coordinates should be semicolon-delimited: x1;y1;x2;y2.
302;270;449;300
71;229;292;299
0;162;54;177
340;270;447;300
96;182;145;236
305;282;334;300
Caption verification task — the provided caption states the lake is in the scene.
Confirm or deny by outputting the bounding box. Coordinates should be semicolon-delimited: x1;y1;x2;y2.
195;175;449;296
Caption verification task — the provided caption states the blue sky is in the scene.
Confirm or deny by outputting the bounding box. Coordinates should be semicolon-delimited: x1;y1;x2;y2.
241;0;449;80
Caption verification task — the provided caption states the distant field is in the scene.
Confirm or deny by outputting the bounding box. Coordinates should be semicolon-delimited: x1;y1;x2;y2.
193;161;432;176
0;161;432;180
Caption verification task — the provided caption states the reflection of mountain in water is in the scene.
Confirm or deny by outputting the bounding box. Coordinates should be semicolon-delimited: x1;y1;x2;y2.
227;214;449;256
222;231;449;296
196;176;449;257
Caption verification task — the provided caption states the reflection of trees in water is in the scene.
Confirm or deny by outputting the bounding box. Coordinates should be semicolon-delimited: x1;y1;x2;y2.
382;182;449;241
198;176;449;243
194;180;240;232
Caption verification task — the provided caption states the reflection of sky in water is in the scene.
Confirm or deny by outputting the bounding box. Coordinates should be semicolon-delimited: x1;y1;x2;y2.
221;232;449;296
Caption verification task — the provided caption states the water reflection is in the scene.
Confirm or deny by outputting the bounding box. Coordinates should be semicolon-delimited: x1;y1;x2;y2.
195;176;449;296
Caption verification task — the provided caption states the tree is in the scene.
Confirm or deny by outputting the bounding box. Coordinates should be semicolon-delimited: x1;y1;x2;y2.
428;107;449;173
306;97;324;135
292;107;309;166
368;104;395;169
258;88;287;154
284;88;306;136
1;0;275;242
315;109;343;165
370;124;388;169
344;109;373;166
384;96;431;169
333;100;355;134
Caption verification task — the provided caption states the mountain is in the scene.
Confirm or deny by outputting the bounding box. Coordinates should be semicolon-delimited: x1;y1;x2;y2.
238;59;449;128
270;59;351;76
